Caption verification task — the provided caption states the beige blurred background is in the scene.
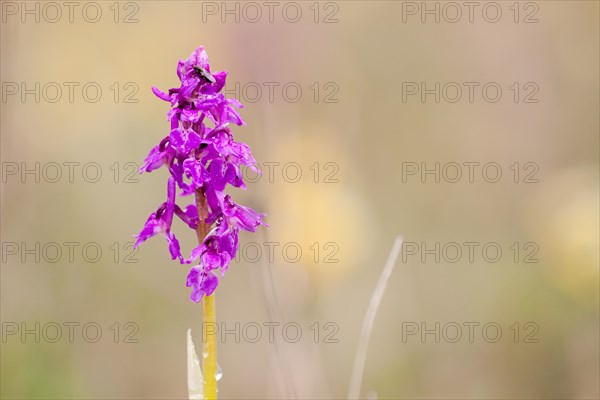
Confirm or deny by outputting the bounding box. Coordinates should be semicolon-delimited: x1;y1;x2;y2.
1;1;598;399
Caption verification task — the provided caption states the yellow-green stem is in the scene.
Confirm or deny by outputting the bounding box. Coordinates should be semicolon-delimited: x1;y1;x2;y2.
202;294;217;399
194;187;217;400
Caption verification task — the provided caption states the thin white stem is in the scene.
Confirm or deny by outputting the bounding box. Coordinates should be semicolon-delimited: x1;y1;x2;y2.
259;229;297;399
347;236;403;400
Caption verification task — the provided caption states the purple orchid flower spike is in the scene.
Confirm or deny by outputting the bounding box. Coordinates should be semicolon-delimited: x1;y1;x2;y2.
134;46;266;303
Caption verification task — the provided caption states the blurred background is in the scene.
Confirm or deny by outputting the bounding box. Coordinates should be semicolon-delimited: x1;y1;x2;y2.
1;1;598;399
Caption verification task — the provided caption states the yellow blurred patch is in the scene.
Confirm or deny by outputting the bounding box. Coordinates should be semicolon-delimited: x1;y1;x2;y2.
526;165;599;306
267;127;375;284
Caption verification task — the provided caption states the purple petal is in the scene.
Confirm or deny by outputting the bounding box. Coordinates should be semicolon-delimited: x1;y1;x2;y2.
165;231;182;262
224;163;246;189
183;158;208;188
186;266;219;303
205;186;224;214
223;195;266;232
179;78;200;101
186;265;201;287
170;128;201;155
191;46;210;69
174;204;198;229
185;204;199;221
201;252;223;270
165;176;176;223
208;158;227;191
202;271;219;296
139;146;163;173
219;227;239;260
218;252;232;275
200;70;227;94
133;214;161;248
152;86;171;102
140;137;174;173
186;245;204;264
